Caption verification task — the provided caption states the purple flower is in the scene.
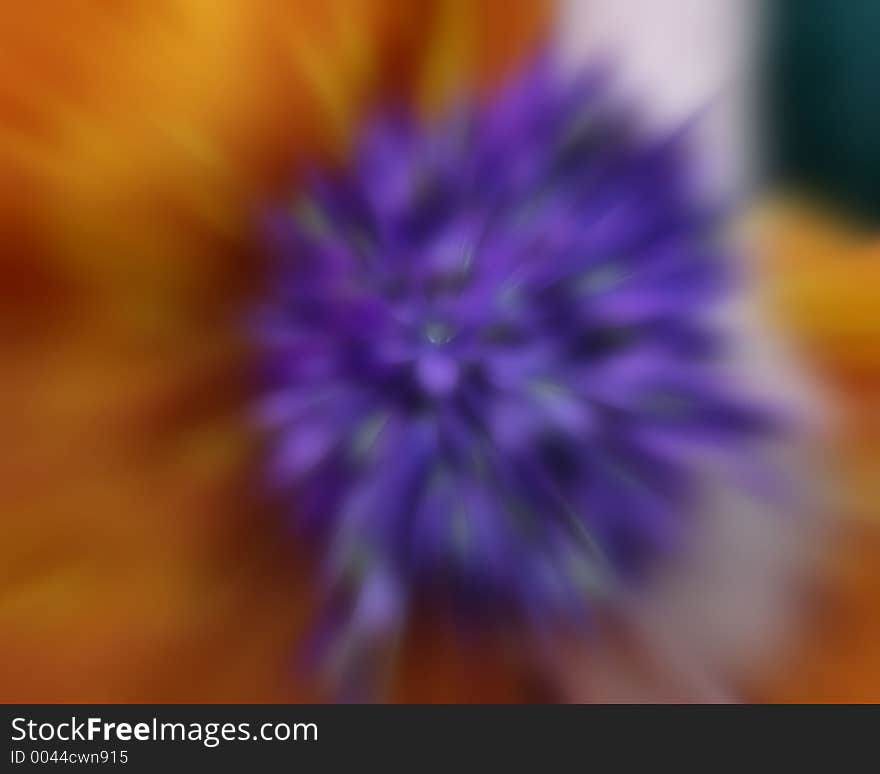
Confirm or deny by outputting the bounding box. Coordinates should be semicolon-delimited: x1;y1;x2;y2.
253;58;774;686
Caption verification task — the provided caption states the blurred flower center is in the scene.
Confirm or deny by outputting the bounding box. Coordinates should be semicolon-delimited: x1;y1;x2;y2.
253;58;777;690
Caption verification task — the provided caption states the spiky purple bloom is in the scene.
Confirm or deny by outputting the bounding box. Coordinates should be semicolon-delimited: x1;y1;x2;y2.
253;59;774;678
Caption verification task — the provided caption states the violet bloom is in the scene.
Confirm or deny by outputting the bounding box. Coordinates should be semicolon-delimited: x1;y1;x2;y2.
253;58;774;683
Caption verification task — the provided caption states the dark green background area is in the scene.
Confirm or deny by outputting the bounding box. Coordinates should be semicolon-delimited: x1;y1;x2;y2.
765;0;880;224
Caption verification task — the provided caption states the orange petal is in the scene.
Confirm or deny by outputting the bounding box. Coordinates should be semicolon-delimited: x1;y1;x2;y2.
0;0;550;701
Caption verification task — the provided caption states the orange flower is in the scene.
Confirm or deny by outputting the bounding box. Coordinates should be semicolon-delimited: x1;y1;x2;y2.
754;201;880;701
0;0;550;702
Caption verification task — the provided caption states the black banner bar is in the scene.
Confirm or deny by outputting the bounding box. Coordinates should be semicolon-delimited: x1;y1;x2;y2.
3;704;876;770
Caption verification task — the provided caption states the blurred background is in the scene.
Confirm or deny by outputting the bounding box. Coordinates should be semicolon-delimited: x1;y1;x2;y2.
0;0;877;702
